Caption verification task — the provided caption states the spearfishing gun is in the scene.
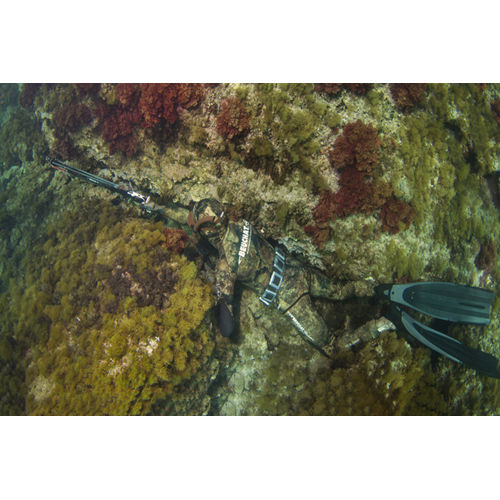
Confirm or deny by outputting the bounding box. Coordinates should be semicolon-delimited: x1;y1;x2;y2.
46;157;165;215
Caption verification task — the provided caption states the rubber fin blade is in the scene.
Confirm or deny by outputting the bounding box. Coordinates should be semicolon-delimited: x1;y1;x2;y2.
385;304;500;379
375;282;495;325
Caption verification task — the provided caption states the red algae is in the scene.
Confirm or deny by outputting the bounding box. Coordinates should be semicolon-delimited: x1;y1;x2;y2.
216;97;250;139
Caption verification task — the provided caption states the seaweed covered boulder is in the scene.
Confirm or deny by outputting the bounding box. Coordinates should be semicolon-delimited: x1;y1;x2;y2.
0;199;219;415
295;331;444;416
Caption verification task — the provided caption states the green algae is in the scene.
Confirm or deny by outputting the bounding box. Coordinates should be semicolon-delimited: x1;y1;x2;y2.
3;82;500;416
0;107;44;171
277;329;500;416
0;198;216;415
299;331;445;416
253;83;328;186
385;83;500;279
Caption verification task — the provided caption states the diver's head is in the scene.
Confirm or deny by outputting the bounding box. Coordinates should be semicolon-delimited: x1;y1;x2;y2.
187;198;228;248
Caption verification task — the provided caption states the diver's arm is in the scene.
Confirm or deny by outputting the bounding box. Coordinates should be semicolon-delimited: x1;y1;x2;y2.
141;200;190;224
215;258;237;337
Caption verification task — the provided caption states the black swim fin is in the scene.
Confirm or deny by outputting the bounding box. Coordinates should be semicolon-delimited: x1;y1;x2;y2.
375;282;495;325
385;303;500;379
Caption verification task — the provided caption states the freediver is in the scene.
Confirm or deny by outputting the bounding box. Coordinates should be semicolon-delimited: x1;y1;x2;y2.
186;198;500;379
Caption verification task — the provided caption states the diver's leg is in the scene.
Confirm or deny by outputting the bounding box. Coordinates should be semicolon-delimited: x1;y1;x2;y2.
283;294;333;350
277;255;378;354
329;317;394;352
283;294;390;356
308;268;374;300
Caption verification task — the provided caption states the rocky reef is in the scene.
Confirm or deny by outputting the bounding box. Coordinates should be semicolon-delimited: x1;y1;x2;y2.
1;82;500;415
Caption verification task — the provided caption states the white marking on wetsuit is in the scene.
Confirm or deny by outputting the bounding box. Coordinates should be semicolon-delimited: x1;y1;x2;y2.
238;220;251;265
286;311;315;343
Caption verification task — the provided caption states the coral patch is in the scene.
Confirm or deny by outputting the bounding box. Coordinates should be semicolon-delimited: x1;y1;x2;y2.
162;227;190;254
380;197;415;234
54;104;93;133
305;191;337;248
216;97;250;139
139;83;205;129
305;120;411;246
94;101;141;156
329;119;381;175
115;83;139;107
390;84;427;113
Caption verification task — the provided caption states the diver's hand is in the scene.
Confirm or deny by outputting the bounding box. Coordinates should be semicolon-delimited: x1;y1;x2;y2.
142;199;165;214
218;299;234;337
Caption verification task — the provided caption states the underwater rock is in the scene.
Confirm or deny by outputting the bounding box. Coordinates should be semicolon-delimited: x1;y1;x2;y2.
3;82;500;416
